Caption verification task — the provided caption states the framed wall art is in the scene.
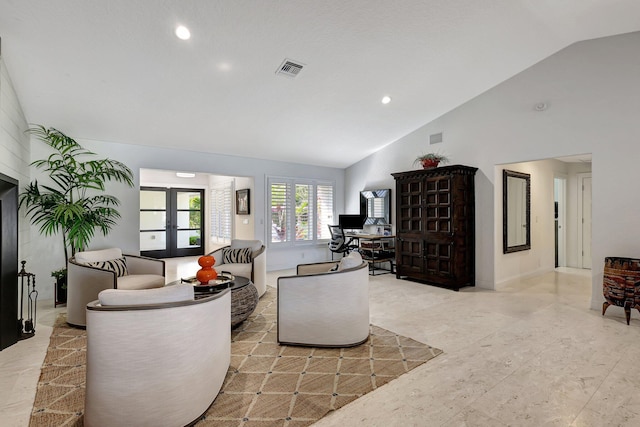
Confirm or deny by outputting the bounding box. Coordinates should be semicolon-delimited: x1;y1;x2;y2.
236;189;250;215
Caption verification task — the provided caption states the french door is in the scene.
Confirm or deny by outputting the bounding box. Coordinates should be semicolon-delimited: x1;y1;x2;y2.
140;187;205;258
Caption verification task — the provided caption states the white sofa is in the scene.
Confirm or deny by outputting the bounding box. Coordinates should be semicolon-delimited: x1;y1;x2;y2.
210;239;267;297
67;248;165;327
277;251;370;347
84;285;231;427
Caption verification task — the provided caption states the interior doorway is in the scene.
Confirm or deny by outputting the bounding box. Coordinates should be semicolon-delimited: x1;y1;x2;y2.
139;168;254;256
554;176;567;268
497;154;591;285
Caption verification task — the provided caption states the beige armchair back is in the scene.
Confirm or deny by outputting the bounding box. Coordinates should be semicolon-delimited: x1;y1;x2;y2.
84;285;230;427
277;252;370;347
67;248;165;327
210;239;267;297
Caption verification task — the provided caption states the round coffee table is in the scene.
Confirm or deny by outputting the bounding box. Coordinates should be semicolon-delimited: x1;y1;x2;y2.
169;275;259;327
226;276;259;327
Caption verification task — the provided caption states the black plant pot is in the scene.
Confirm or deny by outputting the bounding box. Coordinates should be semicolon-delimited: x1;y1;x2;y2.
56;277;67;304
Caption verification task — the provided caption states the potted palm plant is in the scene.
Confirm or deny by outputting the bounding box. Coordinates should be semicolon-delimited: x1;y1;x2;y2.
19;125;134;292
414;152;449;169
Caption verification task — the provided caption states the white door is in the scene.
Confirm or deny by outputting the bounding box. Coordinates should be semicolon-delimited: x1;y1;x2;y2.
578;174;592;269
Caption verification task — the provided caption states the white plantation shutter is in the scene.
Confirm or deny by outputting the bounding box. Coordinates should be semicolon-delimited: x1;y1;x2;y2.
269;180;292;243
210;182;232;243
295;184;313;241
268;177;334;246
316;184;334;240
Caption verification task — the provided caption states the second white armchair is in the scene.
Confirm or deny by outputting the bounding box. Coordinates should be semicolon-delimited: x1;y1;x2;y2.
209;239;267;297
277;251;370;347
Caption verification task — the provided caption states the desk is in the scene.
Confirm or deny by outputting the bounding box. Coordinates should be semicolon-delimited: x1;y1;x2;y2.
346;234;395;275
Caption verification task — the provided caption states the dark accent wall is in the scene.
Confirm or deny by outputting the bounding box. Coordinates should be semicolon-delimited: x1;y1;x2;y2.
0;172;19;350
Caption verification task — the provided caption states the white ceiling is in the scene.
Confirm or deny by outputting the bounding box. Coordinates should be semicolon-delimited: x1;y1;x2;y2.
1;1;638;168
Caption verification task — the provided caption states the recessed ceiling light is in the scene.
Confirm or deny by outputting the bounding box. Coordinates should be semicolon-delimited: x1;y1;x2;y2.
176;172;195;178
217;62;232;72
175;25;191;40
381;96;392;105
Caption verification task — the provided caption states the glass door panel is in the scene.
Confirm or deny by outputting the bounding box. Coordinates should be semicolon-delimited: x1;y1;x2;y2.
140;231;166;251
141;190;167;209
176;211;192;228
177;230;201;248
140;211;167;229
176;191;199;209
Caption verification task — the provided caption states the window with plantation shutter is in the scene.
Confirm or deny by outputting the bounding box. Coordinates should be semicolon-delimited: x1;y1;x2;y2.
268;177;334;246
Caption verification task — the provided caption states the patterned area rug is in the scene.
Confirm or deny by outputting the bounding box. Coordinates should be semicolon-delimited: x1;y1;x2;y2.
30;288;442;426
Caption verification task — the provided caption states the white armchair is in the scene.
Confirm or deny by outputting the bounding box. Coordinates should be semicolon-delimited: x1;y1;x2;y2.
210;239;267;297
85;285;231;427
67;248;165;327
277;251;370;347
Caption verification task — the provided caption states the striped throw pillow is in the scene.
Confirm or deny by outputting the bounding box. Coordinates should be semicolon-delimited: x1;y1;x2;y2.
88;257;129;277
222;247;252;264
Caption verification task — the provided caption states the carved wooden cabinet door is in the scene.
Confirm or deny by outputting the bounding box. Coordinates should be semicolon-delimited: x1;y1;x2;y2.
395;175;424;277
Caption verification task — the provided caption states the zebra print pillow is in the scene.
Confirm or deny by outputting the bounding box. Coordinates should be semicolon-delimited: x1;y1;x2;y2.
88;257;129;277
222;247;252;264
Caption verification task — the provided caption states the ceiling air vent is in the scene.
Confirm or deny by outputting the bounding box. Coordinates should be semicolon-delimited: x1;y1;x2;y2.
276;59;305;78
430;132;443;144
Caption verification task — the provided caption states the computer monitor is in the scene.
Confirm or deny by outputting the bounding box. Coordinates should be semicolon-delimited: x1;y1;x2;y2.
338;214;365;230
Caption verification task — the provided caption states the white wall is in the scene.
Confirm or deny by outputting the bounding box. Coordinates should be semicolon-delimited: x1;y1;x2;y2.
233;176;254;240
27;141;345;297
345;31;640;310
0;56;30;269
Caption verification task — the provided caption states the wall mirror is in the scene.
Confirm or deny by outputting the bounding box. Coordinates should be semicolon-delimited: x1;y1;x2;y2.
503;170;531;253
360;189;391;225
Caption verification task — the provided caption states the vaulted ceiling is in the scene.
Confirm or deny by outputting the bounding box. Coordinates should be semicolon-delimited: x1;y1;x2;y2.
1;1;638;168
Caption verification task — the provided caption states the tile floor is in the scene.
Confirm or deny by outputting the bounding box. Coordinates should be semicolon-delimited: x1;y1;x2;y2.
2;260;639;426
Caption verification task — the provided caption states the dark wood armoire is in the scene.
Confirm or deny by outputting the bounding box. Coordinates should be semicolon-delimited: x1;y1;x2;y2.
392;165;477;290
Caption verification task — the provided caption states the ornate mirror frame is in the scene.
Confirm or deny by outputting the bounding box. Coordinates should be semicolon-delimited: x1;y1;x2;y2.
359;189;391;225
503;169;531;254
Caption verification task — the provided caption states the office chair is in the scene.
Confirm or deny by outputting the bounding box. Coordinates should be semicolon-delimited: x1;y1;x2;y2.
328;225;359;259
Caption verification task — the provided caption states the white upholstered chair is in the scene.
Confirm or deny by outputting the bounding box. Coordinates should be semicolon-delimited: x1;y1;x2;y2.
84;285;231;427
277;251;370;347
67;248;165;327
209;239;267;297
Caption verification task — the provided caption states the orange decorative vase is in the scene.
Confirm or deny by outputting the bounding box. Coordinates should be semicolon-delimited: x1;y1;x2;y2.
196;255;218;285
